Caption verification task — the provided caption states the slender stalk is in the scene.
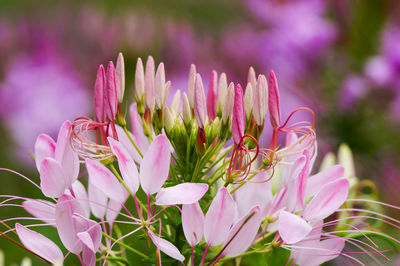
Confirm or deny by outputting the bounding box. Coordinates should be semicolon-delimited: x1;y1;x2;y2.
122;126;143;157
102;232;149;259
199;244;210;266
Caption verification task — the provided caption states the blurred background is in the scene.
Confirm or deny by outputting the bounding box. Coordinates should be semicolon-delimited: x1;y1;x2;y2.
1;0;400;264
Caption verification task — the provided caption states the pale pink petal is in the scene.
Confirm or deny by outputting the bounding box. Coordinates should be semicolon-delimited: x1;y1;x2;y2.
77;231;95;252
303;178;349;221
232;84;245;145
206;70;218;120
285;155;306;211
278;211;312;244
115;125;142;164
116;53;125;103
34;134;56;171
148;230;185;261
94;64;106;122
23;199;55;224
182;202;204;246
55;194;83;254
293;237;345;266
108;137;140;194
306;165;345;198
73;214;102;252
204;187;237;246
155;183;208;205
145;55;155;110
70;180;90;218
82;245;96;266
222;206;262;257
139;134;171;195
86;158;128;203
106;198;125;224
130;103;149;152
16;223;64;264
233;171;272;217
88;181;107;219
39;158;67;198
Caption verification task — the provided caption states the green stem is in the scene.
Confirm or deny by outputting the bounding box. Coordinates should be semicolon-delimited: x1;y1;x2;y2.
102;232;149;259
123;126;143;157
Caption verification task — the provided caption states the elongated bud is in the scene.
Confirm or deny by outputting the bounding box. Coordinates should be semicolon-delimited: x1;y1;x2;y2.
268;70;281;129
222;82;234;123
244;83;253;120
116;52;125;103
194;73;206;128
145;56;155;111
135;57;145;100
254;74;268;126
105;61;118;122
207;70;218;120
94;65;106;122
171;89;181;116
164;81;171;107
182;92;191;125
188;64;196;108
217;72;228;114
164;107;174;134
248;67;257;92
232;84;245;145
155;63;166;109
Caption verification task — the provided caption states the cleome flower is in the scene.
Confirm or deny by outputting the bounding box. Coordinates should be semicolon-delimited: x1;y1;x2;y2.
1;53;400;266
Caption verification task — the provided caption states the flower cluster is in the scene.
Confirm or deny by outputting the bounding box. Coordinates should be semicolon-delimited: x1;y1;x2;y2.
1;54;399;265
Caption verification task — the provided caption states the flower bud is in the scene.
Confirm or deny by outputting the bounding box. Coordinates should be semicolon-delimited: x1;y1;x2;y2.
145;56;155;111
182;92;191;125
105;61;118;122
164;81;171;107
155;63;166;109
217;72;228;114
170;89;181;116
268;70;281;129
194;73;206;128
135;57;145;101
248;66;257;93
232;84;245;145
222;82;234;124
207;70;218;120
94;65;105;122
254;74;268;126
188;64;196;109
244;83;253;120
164;107;175;134
116;52;125;103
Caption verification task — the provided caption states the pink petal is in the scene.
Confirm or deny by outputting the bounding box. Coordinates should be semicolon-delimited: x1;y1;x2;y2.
54;120;80;186
182;202;204;246
115;125;142;164
116;52;125;103
55;194;84;254
155;183;209;205
73;214;102;252
206;70;218;120
105;61;118;121
82;245;96;266
278;210;312;244
130;103;149;152
145;55;155;110
70;180;90;218
108;137;140;194
284;155;306;211
106;198;126;224
34;134;56;172
22;199;55;224
306;165;345;198
77;231;95;252
148;230;185;261
268;70;281;129
39;157;67;198
222;206;262;257
232;84;245;145
303;178;349;221
293;237;345;266
139;134;171;195
88;181;107;219
233;171;272;217
194;73;207;128
204;187;237;246
86;158;128;203
16;223;64;264
94;64;106;122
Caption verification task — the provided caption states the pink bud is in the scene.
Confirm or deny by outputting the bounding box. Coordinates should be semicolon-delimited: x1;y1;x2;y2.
135;57;145;100
247;66;257;92
232;84;245;145
188;64;196;108
145;56;155;111
222;82;234;123
94;65;105;122
105;61;118;122
253;74;268;126
268;70;281;129
194;73;206;128
155;63;166;109
116;52;125;103
206;70;218;120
